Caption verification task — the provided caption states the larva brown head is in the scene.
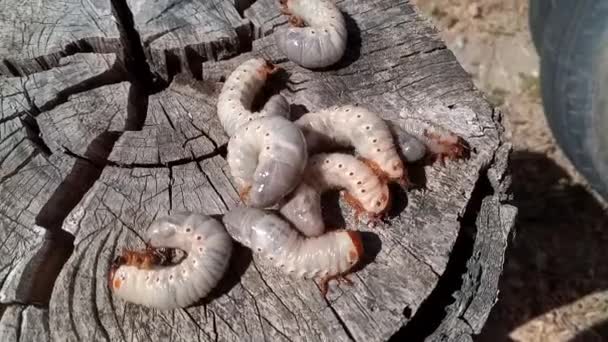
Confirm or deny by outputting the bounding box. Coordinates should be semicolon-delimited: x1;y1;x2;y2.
391;160;406;183
423;130;471;162
108;255;126;290
346;231;364;266
451;136;471;160
238;185;251;204
261;60;281;78
374;188;391;218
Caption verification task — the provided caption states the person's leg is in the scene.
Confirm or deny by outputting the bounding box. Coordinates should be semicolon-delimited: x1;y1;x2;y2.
530;0;608;201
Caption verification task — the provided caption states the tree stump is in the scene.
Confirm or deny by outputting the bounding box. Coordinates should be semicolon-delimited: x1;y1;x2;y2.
0;0;516;341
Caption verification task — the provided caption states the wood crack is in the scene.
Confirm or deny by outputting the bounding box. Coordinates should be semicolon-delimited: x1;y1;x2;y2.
168;166;174;211
389;161;494;341
88;230;112;341
144;0;189;25
324;298;355;342
0;150;39;184
181;308;213;340
15;305;23;342
196;161;230;211
399;46;448;61
1;37;122;77
20;115;51;157
110;0;163;90
397;240;440;277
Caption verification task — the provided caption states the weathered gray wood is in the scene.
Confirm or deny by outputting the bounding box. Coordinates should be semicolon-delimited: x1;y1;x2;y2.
130;0;252;80
0;53;122;307
108;78;229;166
0;0;120;76
0;0;515;341
423;198;516;341
0;305;50;342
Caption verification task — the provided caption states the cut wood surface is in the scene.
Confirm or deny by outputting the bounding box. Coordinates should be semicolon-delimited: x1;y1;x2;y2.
0;0;515;341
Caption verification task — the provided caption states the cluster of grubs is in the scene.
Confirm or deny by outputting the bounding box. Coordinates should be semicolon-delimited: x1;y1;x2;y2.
108;0;470;310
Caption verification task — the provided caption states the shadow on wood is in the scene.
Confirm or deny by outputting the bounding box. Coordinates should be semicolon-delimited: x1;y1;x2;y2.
351;231;382;274
321;191;347;229
196;242;253;306
479;151;608;341
571;320;608;342
317;11;362;71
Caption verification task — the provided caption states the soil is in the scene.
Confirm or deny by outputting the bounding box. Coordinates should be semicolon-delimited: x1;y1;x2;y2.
409;1;608;341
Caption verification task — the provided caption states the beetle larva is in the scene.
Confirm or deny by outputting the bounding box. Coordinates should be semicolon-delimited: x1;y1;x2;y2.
280;152;390;235
275;0;348;69
222;207;363;296
258;93;291;119
279;182;324;237
399;117;471;164
395;130;428;163
227;115;308;208
217;58;289;136
109;213;233;309
296;105;406;184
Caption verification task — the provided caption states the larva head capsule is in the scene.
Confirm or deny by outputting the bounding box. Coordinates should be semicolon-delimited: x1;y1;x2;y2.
262;60;281;77
345;231;364;268
108;255;126;290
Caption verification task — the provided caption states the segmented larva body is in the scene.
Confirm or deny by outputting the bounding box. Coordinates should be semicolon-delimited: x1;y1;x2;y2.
222;207;363;294
227;115;308;208
296;105;405;183
399;117;471;163
258;93;291;119
276;0;347;69
280;153;390;236
217;58;288;136
279;182;323;237
109;213;233;310
396;130;428;163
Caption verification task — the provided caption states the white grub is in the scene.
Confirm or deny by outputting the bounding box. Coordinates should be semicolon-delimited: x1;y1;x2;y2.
399;117;471;163
217;58;289;136
109;213;232;310
280;153;390;236
222;207;363;295
296;105;405;182
227;116;308;208
276;0;348;69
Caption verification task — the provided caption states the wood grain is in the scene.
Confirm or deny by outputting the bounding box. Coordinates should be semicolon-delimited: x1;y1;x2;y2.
0;0;515;341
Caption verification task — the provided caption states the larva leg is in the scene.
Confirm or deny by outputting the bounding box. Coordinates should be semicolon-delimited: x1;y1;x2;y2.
144;244;173;266
358;157;409;188
259;61;281;78
279;0;290;14
349;207;384;229
342;191;367;223
239;185;252;203
120;249;157;269
423;130;471;165
400;116;471;165
289;16;305;27
319;274;354;297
